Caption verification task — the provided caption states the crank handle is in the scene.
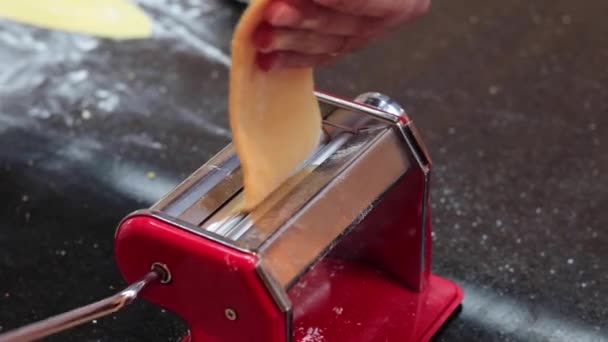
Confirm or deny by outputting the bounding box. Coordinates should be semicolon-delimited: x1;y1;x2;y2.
0;263;170;342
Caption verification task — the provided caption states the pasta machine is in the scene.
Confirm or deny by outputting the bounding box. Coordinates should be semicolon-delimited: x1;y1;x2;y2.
0;91;463;342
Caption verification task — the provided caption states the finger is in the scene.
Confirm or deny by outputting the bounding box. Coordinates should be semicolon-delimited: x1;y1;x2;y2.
412;0;431;19
256;51;332;71
264;0;364;36
337;35;370;53
253;26;347;55
388;0;430;25
312;0;416;18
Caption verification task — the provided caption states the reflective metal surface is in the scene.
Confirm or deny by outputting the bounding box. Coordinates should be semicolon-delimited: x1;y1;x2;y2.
255;264;293;342
153;93;410;252
153;145;241;222
146;91;422;291
256;127;412;288
355;92;406;117
315;91;404;124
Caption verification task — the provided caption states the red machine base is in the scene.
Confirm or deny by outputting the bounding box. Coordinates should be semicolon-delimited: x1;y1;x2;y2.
181;258;462;342
288;259;463;342
117;216;462;342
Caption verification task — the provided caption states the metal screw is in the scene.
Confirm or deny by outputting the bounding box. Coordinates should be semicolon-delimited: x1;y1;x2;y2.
151;263;172;284
355;92;405;117
224;308;238;321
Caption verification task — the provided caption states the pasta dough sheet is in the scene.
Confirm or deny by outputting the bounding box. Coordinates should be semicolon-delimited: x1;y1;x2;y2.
230;0;322;211
0;0;152;39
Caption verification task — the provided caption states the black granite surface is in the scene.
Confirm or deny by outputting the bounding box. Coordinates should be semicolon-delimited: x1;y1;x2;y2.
0;0;606;341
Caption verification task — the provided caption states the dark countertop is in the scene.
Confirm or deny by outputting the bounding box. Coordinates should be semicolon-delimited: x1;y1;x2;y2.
0;0;606;341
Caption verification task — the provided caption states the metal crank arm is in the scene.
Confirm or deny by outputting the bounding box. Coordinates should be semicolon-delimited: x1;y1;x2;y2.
0;264;170;342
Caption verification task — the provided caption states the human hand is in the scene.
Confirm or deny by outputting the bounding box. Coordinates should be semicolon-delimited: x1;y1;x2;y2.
253;0;431;70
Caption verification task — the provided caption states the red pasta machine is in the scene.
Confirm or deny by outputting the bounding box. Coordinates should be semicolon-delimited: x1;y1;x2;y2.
0;92;463;342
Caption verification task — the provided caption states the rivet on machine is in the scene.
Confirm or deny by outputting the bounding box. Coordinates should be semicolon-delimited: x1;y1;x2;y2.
0;91;463;342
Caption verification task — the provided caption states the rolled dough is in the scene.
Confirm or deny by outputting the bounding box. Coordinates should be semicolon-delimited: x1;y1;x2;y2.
0;0;152;39
230;0;322;211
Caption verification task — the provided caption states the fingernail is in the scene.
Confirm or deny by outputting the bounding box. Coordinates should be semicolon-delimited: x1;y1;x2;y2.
265;2;295;26
256;52;278;72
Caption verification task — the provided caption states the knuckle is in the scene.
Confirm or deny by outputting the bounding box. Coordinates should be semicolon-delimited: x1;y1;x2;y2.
391;0;430;21
355;18;382;37
315;11;330;30
296;31;324;53
275;30;295;51
414;0;431;16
